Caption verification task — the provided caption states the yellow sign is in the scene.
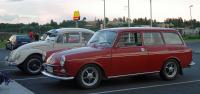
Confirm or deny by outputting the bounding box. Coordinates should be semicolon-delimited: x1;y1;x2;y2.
73;10;80;21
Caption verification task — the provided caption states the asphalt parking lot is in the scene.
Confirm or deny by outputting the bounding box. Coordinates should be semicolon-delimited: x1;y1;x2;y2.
0;41;200;94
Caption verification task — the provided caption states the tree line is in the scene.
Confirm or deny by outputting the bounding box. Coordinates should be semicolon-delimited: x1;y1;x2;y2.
0;17;200;34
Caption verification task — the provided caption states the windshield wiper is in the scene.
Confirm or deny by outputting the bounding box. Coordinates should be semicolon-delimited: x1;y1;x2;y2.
98;42;111;45
89;40;98;44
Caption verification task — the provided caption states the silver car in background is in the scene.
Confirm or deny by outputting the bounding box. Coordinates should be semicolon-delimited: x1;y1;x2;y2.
7;28;94;75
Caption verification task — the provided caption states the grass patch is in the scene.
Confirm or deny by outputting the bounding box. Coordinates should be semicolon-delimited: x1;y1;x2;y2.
0;40;6;48
183;35;200;40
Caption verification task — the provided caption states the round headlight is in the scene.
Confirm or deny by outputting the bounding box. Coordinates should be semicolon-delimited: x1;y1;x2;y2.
60;56;65;67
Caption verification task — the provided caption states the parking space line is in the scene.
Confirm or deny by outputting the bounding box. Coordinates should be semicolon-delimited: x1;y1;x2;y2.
90;79;200;94
0;69;18;71
14;77;49;81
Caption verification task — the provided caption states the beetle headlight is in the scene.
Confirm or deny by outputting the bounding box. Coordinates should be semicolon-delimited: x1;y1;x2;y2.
60;56;65;67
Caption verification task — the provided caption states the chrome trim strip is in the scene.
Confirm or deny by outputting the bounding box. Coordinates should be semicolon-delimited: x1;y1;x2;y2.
108;71;160;79
42;71;74;80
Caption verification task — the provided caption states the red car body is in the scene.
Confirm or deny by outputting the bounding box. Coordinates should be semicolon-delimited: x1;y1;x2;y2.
42;27;194;88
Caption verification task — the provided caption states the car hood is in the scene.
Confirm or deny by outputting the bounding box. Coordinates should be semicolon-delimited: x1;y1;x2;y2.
17;40;52;50
53;46;104;59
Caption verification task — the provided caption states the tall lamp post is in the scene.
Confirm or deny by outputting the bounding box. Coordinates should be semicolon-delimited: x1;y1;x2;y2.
150;0;153;27
103;0;106;29
189;5;193;20
189;5;193;28
128;0;131;27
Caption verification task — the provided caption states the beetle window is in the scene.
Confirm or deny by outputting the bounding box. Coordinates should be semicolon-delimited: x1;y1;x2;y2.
118;32;142;47
163;32;183;45
63;32;80;43
143;32;164;45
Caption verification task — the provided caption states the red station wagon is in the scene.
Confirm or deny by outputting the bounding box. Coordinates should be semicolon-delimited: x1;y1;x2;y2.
42;27;194;89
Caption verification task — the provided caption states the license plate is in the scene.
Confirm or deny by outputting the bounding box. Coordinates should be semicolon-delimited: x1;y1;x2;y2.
46;66;53;73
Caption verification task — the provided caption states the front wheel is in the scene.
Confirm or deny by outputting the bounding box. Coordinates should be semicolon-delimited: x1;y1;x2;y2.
160;59;179;80
76;65;102;89
20;55;43;75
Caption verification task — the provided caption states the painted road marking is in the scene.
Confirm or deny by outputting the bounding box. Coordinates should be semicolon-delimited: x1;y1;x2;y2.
14;77;49;81
0;69;18;71
90;79;200;94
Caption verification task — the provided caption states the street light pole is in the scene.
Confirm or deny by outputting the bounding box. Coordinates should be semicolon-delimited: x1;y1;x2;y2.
103;0;106;29
150;0;153;27
189;5;193;28
189;5;193;21
128;0;130;27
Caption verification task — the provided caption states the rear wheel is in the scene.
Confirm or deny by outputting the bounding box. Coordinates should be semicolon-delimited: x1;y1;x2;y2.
160;59;179;80
20;55;43;75
76;65;102;89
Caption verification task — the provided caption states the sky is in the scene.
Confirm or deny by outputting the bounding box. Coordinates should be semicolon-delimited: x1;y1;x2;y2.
0;0;199;24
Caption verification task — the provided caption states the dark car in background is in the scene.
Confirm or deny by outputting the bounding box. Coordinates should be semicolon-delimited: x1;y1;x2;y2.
6;35;31;50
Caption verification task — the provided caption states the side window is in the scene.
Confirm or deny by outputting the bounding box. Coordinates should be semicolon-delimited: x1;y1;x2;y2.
163;32;183;45
118;32;142;47
82;33;93;42
63;32;80;43
56;34;63;43
143;32;164;45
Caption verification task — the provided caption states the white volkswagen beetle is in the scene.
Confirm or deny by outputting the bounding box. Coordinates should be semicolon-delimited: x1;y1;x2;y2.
7;28;94;75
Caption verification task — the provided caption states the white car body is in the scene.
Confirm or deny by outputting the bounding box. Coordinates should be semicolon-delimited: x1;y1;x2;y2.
7;28;94;66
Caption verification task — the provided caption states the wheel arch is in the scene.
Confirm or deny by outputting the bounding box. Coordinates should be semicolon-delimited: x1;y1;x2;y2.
165;57;183;75
21;49;44;64
76;63;107;80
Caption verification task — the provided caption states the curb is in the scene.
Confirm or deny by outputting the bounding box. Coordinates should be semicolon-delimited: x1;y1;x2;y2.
193;51;200;54
0;81;34;94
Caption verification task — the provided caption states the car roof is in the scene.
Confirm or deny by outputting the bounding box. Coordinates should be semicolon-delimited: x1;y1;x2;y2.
100;27;176;33
49;28;95;34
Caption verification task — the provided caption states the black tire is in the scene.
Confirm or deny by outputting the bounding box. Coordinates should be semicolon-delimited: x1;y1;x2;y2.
160;59;179;80
21;55;43;75
17;63;25;72
0;74;4;85
76;64;102;89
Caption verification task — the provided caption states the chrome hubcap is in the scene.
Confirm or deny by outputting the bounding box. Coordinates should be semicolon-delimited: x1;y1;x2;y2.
165;62;177;78
81;67;98;86
27;59;41;73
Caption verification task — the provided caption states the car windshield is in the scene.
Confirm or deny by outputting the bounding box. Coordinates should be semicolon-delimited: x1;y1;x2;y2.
87;30;117;47
42;29;59;41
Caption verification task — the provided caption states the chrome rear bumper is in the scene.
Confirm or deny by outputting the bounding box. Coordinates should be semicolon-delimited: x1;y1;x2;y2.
42;71;74;80
188;61;195;67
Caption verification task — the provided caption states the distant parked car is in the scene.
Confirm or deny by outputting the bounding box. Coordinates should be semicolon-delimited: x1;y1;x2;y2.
42;27;194;89
7;28;94;75
6;35;31;50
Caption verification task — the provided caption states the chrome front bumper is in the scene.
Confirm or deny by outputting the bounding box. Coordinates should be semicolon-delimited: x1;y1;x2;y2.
42;71;74;80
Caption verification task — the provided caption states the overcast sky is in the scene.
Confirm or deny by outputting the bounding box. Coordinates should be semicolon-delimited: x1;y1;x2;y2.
0;0;199;24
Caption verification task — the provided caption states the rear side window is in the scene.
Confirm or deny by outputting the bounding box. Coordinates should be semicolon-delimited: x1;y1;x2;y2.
118;32;142;47
63;32;80;43
163;33;183;45
143;32;164;45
